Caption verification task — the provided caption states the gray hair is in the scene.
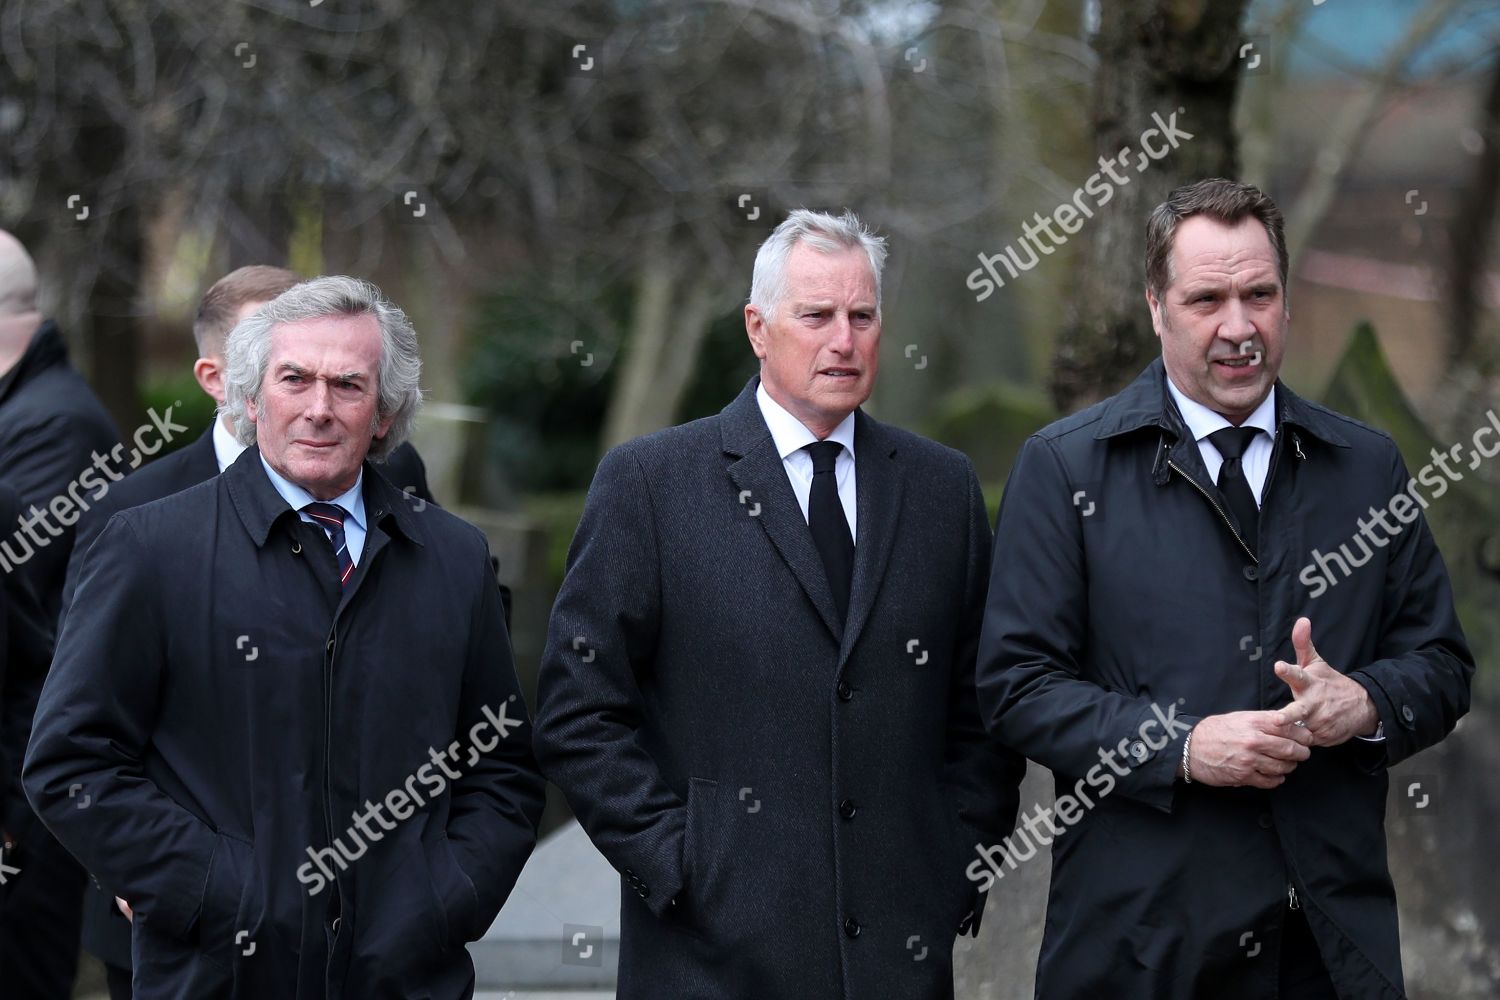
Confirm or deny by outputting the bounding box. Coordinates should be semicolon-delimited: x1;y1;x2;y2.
749;209;888;320
223;276;422;462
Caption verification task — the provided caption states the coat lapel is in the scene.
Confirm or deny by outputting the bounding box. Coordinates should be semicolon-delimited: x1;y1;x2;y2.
837;411;902;670
721;379;843;643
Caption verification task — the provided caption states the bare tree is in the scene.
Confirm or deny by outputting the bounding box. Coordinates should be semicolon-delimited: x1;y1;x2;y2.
1446;38;1500;372
1049;0;1249;413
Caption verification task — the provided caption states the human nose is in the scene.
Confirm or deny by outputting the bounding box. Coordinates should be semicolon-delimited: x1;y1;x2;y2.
827;312;856;353
304;379;335;421
1218;297;1257;347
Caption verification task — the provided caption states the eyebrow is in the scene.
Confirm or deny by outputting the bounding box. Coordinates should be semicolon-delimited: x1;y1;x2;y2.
275;361;368;382
792;300;877;312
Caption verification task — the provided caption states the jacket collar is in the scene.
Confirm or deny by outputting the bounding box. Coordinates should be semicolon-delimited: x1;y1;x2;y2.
224;445;425;549
184;424;223;479
0;319;66;407
1094;356;1349;449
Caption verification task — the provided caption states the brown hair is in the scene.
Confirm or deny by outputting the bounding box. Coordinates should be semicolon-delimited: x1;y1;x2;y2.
193;265;301;355
1145;179;1288;300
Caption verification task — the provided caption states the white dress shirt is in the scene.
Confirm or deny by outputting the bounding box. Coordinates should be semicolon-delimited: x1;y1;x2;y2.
1165;376;1277;506
259;456;369;565
213;416;248;473
755;383;858;542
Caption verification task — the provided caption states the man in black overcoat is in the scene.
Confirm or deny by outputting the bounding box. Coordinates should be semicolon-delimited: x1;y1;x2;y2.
536;209;1024;999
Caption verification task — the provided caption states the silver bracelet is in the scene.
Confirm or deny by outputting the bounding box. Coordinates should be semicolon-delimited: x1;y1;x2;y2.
1181;727;1194;784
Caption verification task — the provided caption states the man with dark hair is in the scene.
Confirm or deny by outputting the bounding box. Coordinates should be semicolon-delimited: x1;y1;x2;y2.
0;228;120;999
536;209;1023;999
28;276;544;998
59;263;437;997
977;178;1473;998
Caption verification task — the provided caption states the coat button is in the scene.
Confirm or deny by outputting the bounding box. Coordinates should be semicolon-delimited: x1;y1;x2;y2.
331;916;341;934
1401;705;1415;725
1129;740;1148;763
1242;565;1258;582
624;867;636;877
639;884;650;898
839;798;857;820
837;680;853;702
843;917;861;938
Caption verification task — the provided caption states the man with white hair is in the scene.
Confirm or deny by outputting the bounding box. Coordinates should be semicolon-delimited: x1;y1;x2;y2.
24;276;545;997
0;227;119;998
535;209;1023;998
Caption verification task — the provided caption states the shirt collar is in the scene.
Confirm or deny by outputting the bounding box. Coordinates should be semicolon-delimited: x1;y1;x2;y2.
1165;374;1277;444
755;381;857;461
212;416;248;473
258;455;366;533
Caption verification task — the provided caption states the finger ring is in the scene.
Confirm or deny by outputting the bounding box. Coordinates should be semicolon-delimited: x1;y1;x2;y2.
1294;720;1307;728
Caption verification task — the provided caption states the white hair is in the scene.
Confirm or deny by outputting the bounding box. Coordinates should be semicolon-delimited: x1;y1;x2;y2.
222;276;422;461
748;209;888;320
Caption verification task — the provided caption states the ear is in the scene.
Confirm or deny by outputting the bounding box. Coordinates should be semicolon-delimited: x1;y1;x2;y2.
1145;288;1166;340
745;304;769;361
374;412;395;441
193;357;227;406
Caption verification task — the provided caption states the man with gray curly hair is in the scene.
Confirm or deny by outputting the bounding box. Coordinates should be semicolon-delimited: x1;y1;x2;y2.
25;276;545;998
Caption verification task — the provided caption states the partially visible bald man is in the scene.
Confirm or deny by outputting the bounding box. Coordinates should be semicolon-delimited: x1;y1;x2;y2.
0;230;120;997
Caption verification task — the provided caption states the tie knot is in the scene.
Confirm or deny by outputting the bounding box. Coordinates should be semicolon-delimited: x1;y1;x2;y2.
806;440;843;474
303;502;347;529
1208;426;1259;462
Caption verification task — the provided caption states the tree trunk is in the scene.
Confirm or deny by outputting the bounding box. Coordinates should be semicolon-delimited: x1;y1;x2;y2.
76;120;144;433
1446;40;1500;372
602;245;722;451
1049;0;1249;413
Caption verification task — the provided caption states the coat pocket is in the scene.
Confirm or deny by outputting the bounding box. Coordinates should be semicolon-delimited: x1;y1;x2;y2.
197;832;255;969
683;778;721;895
423;833;479;952
670;777;723;942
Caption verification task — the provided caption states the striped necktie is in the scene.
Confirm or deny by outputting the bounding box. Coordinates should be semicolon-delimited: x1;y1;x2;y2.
303;502;355;587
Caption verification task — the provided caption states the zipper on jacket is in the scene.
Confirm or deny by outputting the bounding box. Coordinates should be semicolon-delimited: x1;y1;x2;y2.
1167;460;1258;564
1287;883;1300;910
322;625;337;873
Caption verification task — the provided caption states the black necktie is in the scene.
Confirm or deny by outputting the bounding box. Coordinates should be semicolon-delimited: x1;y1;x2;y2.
805;441;853;626
1208;427;1260;552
